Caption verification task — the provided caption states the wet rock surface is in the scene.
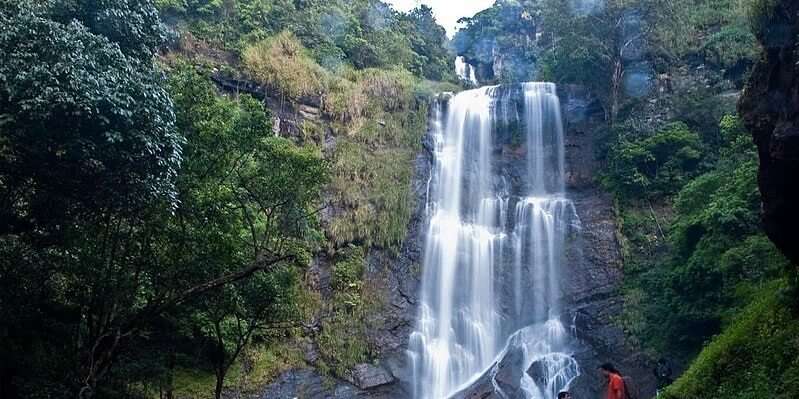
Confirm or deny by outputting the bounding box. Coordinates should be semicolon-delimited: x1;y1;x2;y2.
345;364;395;390
259;368;406;399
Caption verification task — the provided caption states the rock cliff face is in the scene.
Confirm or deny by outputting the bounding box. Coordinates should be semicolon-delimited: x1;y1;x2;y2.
739;1;799;267
560;86;654;399
258;85;655;398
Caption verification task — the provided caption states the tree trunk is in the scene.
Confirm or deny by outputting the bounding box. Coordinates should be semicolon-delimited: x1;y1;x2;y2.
610;58;623;125
214;366;227;399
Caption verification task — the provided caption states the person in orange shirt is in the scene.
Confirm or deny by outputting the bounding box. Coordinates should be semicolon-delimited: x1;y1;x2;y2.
599;363;626;399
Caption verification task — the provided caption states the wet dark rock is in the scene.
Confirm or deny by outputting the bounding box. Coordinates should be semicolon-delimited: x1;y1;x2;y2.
739;0;799;267
492;348;526;396
261;368;408;399
259;369;358;399
345;364;395;390
526;359;548;386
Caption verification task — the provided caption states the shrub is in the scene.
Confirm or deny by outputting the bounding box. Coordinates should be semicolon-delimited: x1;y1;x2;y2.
702;24;759;70
242;31;326;99
661;281;799;399
604;122;704;199
324;68;416;125
317;245;382;377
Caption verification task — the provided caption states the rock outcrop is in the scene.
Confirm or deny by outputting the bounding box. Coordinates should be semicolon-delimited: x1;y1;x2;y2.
345;363;395;390
739;0;799;267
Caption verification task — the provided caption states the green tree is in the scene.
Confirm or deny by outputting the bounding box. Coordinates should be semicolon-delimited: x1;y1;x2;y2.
0;2;329;395
621;116;788;357
604;122;704;198
397;5;455;81
167;67;326;399
0;0;181;238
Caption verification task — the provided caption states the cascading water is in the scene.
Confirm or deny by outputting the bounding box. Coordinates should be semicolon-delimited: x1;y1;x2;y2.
409;82;580;399
455;56;479;86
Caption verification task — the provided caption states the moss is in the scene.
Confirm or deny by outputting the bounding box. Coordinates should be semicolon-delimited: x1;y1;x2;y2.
328;139;420;249
662;280;799;399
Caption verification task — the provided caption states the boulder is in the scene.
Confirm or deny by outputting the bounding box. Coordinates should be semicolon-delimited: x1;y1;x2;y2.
345;363;395;390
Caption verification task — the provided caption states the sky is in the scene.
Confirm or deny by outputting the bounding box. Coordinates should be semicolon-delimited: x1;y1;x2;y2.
385;0;496;37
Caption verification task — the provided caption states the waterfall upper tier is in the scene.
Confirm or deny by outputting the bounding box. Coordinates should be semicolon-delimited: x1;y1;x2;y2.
409;82;580;399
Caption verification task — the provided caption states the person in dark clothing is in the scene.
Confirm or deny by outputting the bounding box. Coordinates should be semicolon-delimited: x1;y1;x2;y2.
654;358;674;393
557;391;572;399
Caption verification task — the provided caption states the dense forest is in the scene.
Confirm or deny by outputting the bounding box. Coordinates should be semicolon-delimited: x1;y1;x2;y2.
1;0;797;398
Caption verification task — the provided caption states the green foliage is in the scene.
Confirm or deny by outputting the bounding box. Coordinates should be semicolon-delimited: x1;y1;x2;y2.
0;0;182;235
661;281;799;399
156;67;326;398
159;0;455;81
0;42;327;396
617;115;789;358
317;245;374;377
672;86;738;147
650;0;757;69
604;123;703;199
702;25;760;70
51;0;171;60
396;5;454;81
326;68;426;248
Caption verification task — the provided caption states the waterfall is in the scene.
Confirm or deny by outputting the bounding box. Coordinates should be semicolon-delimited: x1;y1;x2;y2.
409;83;580;399
455;56;479;85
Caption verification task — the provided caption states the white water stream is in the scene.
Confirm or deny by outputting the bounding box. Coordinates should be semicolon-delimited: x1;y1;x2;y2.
409;83;580;399
455;56;479;86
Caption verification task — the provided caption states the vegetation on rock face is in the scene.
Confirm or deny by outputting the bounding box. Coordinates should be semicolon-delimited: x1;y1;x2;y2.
242;31;327;99
241;30;429;249
316;245;384;378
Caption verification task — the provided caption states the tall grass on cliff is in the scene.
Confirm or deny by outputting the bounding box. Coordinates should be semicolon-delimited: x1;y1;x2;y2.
242;31;326;100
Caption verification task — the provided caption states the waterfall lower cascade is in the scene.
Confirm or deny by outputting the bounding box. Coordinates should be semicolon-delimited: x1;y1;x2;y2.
409;83;581;399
